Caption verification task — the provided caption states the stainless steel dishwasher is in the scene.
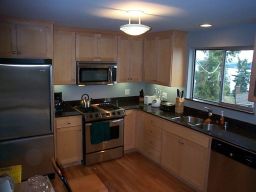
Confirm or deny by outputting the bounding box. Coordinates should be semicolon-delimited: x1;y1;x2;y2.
208;139;256;192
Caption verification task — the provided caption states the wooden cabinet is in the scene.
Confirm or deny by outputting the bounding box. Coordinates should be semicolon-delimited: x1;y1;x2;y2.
55;116;83;166
143;31;187;86
0;19;53;58
124;110;136;151
161;121;211;192
248;36;256;101
117;36;143;82
53;29;76;85
140;113;163;163
76;32;117;61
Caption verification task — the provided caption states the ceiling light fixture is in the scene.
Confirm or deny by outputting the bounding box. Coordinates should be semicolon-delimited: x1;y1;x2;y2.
200;23;212;28
120;10;151;36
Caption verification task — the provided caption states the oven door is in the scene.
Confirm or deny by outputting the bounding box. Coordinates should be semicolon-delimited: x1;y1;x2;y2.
85;118;124;154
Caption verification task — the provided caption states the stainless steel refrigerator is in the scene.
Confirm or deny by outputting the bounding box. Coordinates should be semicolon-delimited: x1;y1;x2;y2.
0;58;54;180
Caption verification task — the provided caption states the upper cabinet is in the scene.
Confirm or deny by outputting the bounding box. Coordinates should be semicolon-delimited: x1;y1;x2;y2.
0;18;53;59
143;31;187;87
53;28;76;85
76;32;117;61
117;36;143;82
248;36;256;102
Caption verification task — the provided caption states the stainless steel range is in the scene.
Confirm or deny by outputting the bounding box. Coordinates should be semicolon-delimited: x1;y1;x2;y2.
74;103;125;165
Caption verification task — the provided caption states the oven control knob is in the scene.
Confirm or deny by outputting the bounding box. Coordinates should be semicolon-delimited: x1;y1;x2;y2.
106;113;110;117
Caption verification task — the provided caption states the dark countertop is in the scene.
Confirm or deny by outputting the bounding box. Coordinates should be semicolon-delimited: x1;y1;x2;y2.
54;97;256;154
139;105;256;154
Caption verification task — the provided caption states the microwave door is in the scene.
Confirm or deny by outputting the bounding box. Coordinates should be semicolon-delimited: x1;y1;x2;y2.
108;67;113;84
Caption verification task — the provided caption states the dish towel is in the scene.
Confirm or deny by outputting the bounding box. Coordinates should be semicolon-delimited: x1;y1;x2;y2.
90;121;110;144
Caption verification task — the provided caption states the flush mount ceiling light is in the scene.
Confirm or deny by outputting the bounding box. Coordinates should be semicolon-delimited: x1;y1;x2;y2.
200;23;212;28
120;10;151;36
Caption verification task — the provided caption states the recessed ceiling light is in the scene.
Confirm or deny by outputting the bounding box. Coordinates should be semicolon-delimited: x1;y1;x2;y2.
200;23;212;28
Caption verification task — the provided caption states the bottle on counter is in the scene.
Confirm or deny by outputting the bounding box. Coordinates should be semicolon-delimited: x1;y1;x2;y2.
219;111;225;126
139;89;144;107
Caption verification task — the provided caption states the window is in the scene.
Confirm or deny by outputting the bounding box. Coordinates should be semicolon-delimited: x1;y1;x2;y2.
192;48;254;112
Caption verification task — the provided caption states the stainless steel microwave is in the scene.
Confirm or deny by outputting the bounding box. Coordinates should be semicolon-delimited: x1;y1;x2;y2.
76;61;117;85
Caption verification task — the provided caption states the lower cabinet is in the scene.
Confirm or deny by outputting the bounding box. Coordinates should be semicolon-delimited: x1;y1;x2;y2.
161;122;211;192
124;110;136;151
55;115;83;166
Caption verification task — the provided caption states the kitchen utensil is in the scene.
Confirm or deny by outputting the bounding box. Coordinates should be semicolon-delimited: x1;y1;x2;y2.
177;89;180;98
180;90;184;98
81;94;91;108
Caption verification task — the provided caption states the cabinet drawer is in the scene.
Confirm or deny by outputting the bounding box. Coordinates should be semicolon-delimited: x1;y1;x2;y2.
143;142;161;163
56;116;82;128
144;133;161;151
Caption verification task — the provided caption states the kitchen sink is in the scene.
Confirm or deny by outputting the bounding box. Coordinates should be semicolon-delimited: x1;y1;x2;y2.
182;116;203;126
199;124;220;131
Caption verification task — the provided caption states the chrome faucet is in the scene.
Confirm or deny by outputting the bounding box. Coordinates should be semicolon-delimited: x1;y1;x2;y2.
204;107;213;124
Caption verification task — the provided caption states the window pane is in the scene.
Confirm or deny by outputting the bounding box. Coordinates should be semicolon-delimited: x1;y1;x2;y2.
193;50;224;102
223;50;254;108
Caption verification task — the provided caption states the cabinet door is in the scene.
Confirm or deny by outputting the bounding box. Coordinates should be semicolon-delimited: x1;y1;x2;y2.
98;34;117;61
170;31;186;87
135;111;144;152
124;110;136;151
53;30;76;85
161;130;181;175
0;21;16;57
157;35;172;86
143;37;157;83
76;32;97;61
180;138;209;191
130;38;143;81
56;125;82;165
16;23;53;58
117;36;130;82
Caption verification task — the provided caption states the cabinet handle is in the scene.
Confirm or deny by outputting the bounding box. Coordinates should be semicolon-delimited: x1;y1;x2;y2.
11;50;17;54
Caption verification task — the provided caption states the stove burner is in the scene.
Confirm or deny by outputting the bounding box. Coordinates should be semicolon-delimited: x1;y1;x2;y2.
73;103;125;122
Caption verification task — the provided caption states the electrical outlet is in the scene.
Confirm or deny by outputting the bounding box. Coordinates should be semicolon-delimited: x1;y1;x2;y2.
162;92;168;100
125;89;130;95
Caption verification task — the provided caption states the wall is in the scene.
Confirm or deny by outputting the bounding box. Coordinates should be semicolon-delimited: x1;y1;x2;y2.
185;23;256;124
54;83;145;101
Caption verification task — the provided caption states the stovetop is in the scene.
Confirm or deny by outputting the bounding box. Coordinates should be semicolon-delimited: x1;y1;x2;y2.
73;103;125;122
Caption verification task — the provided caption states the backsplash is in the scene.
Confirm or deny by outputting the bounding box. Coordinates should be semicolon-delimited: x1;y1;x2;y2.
54;83;146;101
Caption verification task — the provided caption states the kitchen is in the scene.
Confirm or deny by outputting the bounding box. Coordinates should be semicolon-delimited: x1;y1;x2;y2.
0;0;256;192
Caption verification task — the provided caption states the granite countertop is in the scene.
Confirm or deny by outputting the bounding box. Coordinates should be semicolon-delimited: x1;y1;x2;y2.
54;97;256;154
139;105;256;154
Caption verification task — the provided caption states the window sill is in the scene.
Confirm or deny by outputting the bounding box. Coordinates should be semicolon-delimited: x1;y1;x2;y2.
186;98;255;114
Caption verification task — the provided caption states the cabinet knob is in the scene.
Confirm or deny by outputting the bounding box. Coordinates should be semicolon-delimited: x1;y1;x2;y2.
11;50;17;54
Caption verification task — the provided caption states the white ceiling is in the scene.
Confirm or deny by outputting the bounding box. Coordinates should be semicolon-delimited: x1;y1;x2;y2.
0;0;255;32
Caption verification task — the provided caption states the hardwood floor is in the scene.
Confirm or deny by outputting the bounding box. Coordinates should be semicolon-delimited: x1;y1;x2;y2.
52;152;195;192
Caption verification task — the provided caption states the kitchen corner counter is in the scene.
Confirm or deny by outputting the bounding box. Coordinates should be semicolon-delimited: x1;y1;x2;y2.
136;105;256;154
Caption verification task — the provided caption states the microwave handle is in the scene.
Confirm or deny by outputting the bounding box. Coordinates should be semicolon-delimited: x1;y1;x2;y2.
108;67;113;83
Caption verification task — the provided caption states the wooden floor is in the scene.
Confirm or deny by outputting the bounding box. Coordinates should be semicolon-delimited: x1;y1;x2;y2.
52;152;195;192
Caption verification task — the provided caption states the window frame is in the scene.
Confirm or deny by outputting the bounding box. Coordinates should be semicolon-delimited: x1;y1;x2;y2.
190;46;254;113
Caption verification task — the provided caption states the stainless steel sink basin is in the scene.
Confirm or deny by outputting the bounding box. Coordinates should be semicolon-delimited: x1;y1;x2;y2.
182;116;203;126
201;124;220;131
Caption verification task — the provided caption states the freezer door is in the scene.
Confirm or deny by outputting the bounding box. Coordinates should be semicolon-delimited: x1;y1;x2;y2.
0;63;52;140
0;135;54;180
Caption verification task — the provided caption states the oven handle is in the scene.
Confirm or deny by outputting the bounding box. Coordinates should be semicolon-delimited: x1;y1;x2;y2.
85;119;124;127
111;119;124;123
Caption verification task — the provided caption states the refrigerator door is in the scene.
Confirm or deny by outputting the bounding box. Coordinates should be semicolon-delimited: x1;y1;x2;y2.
0;60;52;141
0;135;54;180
